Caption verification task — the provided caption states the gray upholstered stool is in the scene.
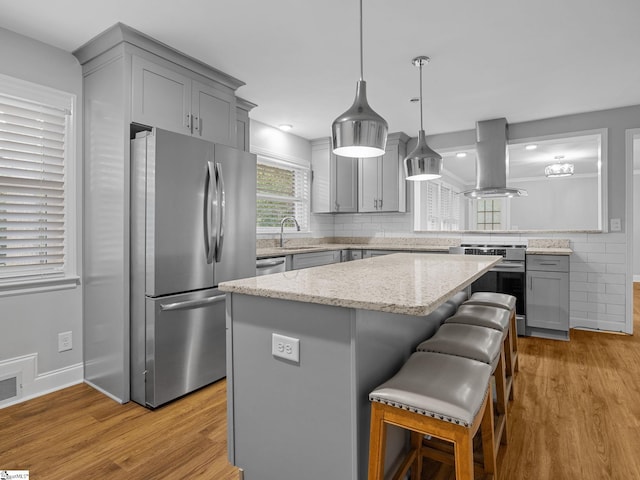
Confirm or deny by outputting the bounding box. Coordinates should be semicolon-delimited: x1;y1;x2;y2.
424;301;458;326
445;290;469;310
446;304;515;401
463;292;519;372
417;323;509;449
368;352;496;480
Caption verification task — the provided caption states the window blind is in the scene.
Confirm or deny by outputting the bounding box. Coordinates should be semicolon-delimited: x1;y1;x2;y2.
0;92;68;279
256;156;310;232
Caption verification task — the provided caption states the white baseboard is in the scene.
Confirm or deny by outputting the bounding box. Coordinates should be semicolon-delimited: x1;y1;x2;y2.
570;317;628;334
84;379;126;404
634;275;640;282
0;353;83;409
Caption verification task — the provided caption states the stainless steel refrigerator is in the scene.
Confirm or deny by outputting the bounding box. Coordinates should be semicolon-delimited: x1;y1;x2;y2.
130;128;256;408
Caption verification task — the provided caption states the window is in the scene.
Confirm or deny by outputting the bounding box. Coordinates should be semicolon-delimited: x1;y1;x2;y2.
416;179;462;231
256;155;310;233
0;75;75;285
474;199;502;230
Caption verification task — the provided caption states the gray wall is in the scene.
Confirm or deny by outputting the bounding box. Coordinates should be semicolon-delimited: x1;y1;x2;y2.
0;27;83;401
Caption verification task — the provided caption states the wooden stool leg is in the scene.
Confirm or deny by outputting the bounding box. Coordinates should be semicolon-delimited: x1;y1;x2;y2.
494;346;509;447
510;310;519;372
453;432;475;480
368;403;388;480
480;390;497;478
409;431;422;480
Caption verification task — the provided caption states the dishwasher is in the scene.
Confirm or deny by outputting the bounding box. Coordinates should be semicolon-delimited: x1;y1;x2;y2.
256;257;287;276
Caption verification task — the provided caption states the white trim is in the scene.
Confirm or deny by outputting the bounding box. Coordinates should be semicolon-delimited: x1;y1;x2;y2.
0;353;83;409
0;275;80;298
251;145;310;168
634;275;640;283
571;318;627;334
625;129;639;334
84;379;126;404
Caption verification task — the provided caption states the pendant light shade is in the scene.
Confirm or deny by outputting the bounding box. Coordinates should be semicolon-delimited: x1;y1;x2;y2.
331;0;388;158
403;56;442;181
404;130;443;180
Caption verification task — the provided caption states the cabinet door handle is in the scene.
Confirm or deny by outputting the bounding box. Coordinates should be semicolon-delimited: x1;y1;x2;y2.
374;199;378;209
194;115;200;134
186;113;192;132
379;198;383;209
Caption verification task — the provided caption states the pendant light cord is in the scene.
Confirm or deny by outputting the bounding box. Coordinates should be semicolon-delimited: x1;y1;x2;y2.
359;0;364;81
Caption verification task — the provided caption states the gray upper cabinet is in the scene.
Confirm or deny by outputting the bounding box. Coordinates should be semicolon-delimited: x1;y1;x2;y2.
235;97;256;152
132;55;237;147
358;132;409;213
311;138;358;213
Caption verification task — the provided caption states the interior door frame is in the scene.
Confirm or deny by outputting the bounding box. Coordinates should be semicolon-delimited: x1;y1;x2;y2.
624;128;639;334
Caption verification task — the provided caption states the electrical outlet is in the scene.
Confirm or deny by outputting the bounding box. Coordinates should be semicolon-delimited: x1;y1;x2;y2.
58;331;72;352
610;218;621;232
272;333;300;363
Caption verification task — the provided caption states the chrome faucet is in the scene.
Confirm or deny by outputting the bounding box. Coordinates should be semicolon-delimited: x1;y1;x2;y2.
280;216;300;247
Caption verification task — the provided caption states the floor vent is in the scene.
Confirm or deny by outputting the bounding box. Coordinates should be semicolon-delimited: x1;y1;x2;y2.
0;375;19;403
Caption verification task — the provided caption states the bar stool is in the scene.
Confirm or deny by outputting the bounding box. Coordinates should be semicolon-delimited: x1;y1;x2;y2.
463;292;519;373
368;352;496;480
416;323;508;451
445;304;515;401
445;290;469;310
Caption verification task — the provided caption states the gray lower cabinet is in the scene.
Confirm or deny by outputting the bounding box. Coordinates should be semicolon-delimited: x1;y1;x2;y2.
526;255;570;340
291;250;341;270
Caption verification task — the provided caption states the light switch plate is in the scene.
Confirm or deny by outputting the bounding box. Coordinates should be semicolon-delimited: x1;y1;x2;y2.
272;333;300;364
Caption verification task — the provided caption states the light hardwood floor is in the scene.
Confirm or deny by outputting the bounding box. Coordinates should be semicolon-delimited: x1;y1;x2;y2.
1;284;639;480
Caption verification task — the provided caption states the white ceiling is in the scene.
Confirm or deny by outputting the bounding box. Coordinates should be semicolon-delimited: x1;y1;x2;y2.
1;0;640;143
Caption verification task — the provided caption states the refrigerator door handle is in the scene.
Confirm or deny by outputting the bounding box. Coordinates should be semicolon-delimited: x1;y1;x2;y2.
204;161;216;264
160;294;226;312
214;162;225;263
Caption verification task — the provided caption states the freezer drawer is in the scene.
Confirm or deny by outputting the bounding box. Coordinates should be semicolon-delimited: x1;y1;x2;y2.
144;289;226;408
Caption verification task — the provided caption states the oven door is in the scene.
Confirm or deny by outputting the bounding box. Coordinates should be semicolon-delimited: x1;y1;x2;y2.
470;263;526;332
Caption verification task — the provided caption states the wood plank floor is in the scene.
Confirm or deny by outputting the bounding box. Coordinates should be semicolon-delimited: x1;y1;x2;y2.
1;284;638;480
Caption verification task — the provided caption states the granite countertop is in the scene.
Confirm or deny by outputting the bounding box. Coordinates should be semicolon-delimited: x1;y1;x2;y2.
220;253;501;316
257;243;572;258
525;247;573;255
257;243;453;258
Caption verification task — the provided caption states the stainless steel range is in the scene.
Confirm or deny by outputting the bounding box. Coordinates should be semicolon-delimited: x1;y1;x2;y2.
450;244;527;335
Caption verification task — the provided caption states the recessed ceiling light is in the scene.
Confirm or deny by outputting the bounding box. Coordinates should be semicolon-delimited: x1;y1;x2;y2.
278;124;293;132
456;152;467;158
525;144;538;151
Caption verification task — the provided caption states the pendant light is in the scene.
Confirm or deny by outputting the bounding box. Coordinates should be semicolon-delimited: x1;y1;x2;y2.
331;0;388;158
404;56;442;181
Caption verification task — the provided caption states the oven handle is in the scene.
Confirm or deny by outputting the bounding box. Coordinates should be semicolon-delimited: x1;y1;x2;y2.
491;263;525;273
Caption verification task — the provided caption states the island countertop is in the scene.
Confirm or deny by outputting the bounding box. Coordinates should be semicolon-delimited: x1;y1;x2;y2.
219;253;501;316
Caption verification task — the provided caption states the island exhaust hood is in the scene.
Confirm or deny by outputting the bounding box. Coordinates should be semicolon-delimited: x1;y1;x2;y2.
463;118;527;199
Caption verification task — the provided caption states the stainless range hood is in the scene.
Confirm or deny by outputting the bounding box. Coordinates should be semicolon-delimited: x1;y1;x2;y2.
463;118;527;199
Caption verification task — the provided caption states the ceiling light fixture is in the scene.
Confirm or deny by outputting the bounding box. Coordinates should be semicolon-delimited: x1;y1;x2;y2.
331;0;388;158
278;124;293;132
545;156;574;177
403;56;442;181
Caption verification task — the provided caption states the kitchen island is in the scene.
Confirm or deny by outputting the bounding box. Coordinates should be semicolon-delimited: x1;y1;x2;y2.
219;253;501;480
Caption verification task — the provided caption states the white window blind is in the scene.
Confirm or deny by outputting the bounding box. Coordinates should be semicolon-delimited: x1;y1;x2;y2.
419;179;462;230
0;91;69;280
256;156;310;233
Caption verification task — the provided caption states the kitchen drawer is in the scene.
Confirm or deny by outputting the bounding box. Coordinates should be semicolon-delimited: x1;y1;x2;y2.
291;250;341;270
526;254;569;272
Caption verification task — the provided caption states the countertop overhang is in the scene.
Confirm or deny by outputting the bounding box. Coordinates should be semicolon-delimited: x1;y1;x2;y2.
219;253;502;316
